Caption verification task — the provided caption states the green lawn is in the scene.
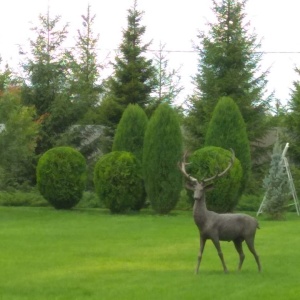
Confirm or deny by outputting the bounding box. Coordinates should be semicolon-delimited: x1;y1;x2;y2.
1;206;300;300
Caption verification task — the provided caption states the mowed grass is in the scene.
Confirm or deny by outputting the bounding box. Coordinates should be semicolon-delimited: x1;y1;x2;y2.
1;207;300;300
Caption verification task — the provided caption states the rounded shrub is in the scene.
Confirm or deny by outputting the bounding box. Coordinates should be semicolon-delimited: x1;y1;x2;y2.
187;146;242;212
37;146;87;209
94;151;145;213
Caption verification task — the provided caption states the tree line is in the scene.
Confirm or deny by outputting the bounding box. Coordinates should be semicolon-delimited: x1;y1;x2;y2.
1;0;300;212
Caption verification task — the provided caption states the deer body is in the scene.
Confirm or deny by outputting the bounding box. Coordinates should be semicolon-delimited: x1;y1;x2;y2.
180;150;261;274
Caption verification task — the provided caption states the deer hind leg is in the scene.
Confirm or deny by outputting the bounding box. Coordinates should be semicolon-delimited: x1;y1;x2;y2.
233;239;245;271
245;237;261;272
195;236;206;274
212;239;228;273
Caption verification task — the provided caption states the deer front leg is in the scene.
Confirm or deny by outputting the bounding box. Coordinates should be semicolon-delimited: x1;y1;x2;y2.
195;236;206;274
212;239;228;273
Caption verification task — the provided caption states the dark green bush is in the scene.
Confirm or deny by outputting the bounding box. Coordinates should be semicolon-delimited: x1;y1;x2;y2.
94;151;145;213
187;146;242;212
37;147;87;209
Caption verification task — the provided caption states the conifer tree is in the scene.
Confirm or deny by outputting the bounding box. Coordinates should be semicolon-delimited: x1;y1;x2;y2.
21;11;69;154
205;96;251;197
112;104;148;210
99;0;155;140
57;5;103;158
285;68;300;164
185;0;270;151
262;139;289;219
143;103;183;214
67;4;102;120
112;104;148;163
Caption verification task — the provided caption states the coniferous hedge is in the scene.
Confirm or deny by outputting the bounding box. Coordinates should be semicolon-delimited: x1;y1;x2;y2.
205;97;251;197
112;104;148;162
143;103;183;214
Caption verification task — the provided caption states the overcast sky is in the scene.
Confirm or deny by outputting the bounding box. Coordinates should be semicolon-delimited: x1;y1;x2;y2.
1;0;300;107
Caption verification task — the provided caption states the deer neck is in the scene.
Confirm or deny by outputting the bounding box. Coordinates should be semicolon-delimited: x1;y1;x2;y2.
193;196;208;227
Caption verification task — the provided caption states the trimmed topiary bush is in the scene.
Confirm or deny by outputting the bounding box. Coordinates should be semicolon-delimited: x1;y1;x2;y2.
205;97;251;197
37;146;87;209
94;151;145;213
112;104;148;162
143;103;183;214
187;146;242;212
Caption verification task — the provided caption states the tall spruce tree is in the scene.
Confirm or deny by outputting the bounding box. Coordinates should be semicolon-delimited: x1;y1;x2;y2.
21;11;69;155
99;0;155;141
285;68;300;164
67;4;102;121
57;5;103;158
185;0;271;151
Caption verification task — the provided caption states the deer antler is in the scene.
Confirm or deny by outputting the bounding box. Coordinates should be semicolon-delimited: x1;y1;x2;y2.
203;148;235;183
179;151;199;185
179;149;235;186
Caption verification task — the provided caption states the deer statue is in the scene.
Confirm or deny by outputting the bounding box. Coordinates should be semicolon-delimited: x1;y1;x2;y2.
179;149;261;274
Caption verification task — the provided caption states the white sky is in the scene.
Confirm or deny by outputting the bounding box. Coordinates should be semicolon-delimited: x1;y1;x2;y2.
1;0;300;108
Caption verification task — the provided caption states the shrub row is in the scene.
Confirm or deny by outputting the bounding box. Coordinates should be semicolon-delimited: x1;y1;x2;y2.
33;102;245;213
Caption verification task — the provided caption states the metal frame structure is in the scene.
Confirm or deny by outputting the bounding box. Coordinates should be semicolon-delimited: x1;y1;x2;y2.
257;143;300;216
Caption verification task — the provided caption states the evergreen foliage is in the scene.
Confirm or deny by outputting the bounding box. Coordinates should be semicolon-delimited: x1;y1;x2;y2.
112;104;148;162
185;0;270;151
94;151;145;213
147;42;183;116
205;96;251;195
99;0;155;141
187;146;242;212
285;67;300;164
57;4;103;158
143;103;183;214
21;12;70;155
37;147;87;209
262;140;289;219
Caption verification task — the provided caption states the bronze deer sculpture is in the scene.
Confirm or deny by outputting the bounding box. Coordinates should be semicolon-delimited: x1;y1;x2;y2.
179;149;261;274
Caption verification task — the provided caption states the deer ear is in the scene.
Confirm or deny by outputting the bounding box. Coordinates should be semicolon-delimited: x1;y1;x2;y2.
205;182;214;191
185;182;196;191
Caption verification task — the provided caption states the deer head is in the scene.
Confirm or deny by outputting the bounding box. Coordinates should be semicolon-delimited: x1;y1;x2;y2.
179;149;235;200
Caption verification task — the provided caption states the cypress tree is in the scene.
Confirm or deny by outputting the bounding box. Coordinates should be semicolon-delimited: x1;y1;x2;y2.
205;96;250;197
143;103;183;214
112;104;148;210
112;104;148;163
